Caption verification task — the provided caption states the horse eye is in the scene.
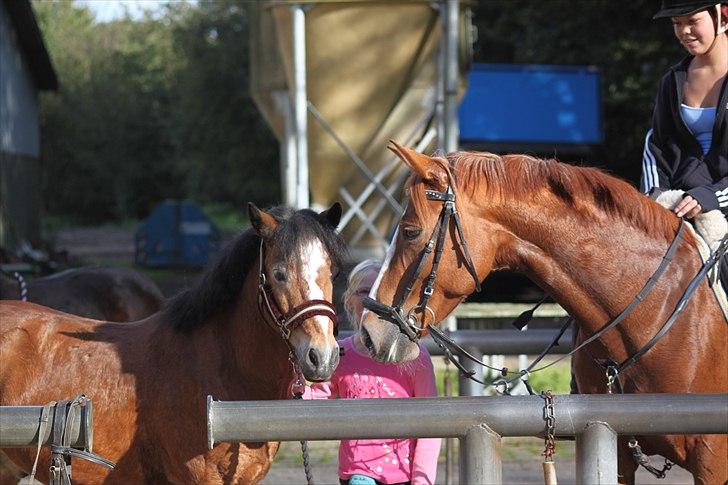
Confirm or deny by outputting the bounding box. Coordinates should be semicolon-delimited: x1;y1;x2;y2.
402;226;422;241
273;269;287;282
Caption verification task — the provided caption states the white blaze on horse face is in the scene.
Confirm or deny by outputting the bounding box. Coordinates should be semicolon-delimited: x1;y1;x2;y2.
362;226;400;326
302;239;332;334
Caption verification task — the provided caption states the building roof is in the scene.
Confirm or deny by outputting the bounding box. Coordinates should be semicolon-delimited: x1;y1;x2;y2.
3;0;58;90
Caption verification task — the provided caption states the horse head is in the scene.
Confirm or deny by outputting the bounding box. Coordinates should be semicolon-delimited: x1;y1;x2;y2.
248;202;344;381
361;141;496;363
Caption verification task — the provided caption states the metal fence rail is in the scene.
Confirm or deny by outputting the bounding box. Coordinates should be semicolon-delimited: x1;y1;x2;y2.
337;329;573;396
338;329;573;357
0;404;91;448
207;393;728;484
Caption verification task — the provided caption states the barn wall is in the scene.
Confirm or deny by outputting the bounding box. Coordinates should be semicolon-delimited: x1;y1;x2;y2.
0;0;42;249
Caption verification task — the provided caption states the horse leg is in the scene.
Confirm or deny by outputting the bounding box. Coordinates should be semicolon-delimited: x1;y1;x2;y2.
617;438;637;485
685;434;728;485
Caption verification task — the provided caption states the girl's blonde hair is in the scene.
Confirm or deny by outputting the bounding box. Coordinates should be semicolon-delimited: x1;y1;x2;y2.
343;259;382;322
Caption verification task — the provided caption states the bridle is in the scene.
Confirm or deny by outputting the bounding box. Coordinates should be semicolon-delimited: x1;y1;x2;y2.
363;183;481;342
256;239;338;341
256;238;336;485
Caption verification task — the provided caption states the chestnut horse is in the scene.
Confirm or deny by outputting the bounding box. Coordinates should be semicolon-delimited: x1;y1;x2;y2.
360;142;727;484
0;267;165;322
0;203;346;484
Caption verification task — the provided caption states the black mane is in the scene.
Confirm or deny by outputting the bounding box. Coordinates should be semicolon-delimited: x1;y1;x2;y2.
165;206;347;331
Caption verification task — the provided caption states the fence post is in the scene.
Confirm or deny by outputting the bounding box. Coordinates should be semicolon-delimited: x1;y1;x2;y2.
458;346;483;396
459;423;501;484
576;421;618;484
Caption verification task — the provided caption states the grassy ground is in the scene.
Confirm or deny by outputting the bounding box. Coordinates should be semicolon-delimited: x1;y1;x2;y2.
435;360;572;397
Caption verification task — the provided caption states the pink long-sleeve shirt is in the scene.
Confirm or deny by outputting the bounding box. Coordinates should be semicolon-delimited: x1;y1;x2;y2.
304;336;441;485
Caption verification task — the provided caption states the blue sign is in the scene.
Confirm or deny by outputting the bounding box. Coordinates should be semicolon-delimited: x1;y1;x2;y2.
459;64;602;145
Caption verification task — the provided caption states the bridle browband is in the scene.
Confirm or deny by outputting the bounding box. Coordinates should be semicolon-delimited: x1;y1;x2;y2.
256;239;338;341
363;183;482;342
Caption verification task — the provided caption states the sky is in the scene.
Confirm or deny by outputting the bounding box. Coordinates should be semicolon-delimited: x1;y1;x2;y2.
75;0;170;22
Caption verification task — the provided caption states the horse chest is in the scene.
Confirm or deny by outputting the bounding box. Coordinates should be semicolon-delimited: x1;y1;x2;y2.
176;442;280;484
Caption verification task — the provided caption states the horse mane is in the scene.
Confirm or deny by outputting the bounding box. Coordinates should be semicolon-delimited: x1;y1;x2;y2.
408;151;677;241
165;206;348;331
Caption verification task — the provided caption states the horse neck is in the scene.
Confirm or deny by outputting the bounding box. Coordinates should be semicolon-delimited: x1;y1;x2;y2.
223;270;295;399
151;270;294;402
484;196;692;344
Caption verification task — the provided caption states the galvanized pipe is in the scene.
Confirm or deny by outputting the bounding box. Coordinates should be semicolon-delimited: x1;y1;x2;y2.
576;421;618;484
443;0;459;153
460;424;502;485
291;3;309;208
457;345;484;397
0;405;90;448
207;393;728;446
337;329;573;356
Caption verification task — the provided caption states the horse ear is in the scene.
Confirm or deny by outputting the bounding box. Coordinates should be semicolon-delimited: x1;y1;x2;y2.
319;202;342;229
248;203;278;239
387;140;448;191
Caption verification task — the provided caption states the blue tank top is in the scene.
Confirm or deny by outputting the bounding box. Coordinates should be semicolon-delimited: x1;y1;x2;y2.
680;104;716;155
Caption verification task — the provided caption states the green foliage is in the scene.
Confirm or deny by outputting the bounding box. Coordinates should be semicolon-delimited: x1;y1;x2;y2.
32;0;278;224
527;363;572;395
436;363;571;396
32;0;679;224
202;202;249;232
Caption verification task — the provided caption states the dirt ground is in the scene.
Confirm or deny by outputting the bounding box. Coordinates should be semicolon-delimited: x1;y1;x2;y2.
262;438;693;484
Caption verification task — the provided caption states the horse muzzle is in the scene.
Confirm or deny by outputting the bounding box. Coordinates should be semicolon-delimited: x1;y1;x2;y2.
298;344;339;382
360;313;421;363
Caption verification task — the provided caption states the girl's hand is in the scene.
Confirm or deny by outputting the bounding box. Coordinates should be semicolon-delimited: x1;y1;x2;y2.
674;195;702;218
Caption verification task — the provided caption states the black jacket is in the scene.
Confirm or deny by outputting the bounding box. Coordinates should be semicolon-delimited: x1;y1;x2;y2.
640;56;728;212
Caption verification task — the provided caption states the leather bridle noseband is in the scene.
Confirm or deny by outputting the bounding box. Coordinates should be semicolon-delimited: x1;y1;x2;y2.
363;184;481;342
256;239;338;341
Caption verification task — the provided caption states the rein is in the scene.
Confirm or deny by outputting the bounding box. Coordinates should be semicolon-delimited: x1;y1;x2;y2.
0;269;28;301
429;220;691;391
363;184;481;341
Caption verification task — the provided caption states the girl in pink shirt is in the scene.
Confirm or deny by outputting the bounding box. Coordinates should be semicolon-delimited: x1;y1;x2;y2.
305;260;441;485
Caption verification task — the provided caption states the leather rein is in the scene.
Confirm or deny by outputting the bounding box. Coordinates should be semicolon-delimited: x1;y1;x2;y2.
363;184;481;342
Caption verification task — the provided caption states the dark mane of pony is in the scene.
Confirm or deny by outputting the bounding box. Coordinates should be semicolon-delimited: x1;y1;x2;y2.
165;206;347;331
408;151;677;242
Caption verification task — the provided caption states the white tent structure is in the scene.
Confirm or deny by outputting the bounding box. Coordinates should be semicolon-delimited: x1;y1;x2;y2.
250;0;473;258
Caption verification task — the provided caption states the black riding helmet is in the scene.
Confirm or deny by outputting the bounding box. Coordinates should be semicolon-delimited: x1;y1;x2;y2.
653;0;726;18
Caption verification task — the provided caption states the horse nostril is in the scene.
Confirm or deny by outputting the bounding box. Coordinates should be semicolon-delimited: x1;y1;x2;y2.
308;348;320;368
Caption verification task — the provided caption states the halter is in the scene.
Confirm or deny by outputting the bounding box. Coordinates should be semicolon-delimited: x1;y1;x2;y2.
363;183;482;341
256;239;338;341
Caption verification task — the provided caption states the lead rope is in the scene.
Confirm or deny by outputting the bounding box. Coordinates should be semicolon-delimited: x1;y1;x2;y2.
540;390;557;485
28;401;55;482
14;272;28;301
605;368;674;479
289;354;314;485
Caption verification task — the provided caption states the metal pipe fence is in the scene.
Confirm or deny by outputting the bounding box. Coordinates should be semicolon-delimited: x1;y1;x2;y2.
207;393;728;485
0;403;92;448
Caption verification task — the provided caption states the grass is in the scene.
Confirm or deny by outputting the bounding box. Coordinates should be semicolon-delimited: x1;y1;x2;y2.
203;202;249;232
435;361;572;396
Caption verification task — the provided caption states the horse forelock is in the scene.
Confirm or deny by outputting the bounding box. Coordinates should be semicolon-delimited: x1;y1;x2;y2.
165;206;347;331
443;151;678;242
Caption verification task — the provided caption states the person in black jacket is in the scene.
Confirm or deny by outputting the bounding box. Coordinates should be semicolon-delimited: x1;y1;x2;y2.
641;0;728;219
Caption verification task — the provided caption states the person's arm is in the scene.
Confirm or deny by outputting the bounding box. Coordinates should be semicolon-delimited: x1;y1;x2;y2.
641;75;677;195
641;128;672;195
410;346;442;485
685;176;728;213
